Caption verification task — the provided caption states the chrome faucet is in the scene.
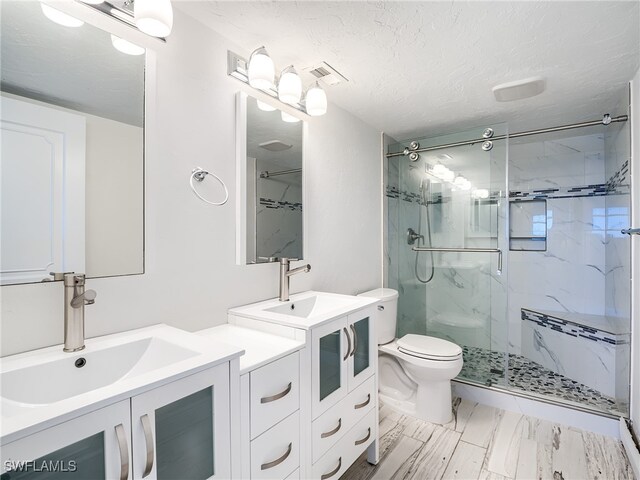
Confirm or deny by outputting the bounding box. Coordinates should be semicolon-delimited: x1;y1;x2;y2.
279;258;311;302
63;273;97;352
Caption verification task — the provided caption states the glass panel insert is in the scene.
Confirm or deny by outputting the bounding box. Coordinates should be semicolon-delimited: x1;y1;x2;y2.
155;387;214;480
353;318;370;377
319;330;341;401
0;432;105;480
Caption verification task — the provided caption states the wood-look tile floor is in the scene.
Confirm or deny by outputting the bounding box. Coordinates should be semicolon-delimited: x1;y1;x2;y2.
341;398;634;480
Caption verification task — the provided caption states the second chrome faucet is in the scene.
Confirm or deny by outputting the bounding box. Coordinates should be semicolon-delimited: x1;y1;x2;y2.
279;258;311;302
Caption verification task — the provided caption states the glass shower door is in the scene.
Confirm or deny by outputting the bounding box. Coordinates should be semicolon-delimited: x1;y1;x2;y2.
389;124;508;387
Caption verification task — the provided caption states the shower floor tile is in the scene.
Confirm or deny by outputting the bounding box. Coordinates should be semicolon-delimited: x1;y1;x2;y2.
459;346;628;417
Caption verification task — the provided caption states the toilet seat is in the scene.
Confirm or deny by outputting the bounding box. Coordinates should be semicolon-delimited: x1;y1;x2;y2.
396;334;462;361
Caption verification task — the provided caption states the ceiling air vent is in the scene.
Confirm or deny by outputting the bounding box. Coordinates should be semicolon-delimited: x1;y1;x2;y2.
304;62;348;86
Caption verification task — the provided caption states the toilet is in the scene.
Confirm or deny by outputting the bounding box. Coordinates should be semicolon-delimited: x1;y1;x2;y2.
358;288;463;424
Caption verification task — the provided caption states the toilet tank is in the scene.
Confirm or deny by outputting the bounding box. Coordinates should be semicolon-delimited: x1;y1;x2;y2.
358;288;399;345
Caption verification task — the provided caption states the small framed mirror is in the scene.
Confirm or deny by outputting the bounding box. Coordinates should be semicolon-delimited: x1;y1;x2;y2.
236;92;305;265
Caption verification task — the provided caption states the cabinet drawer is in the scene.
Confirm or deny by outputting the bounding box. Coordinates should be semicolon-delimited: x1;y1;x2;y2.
311;374;375;462
250;411;300;480
250;352;299;439
312;408;377;480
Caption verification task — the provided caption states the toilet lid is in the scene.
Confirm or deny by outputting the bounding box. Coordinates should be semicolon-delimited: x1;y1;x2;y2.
397;334;462;360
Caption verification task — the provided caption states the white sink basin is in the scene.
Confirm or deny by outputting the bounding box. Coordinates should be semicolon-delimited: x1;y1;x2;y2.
2;337;198;405
265;294;359;319
0;325;243;444
230;291;376;329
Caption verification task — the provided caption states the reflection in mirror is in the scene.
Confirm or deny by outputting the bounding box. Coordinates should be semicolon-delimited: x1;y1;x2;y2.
0;1;145;285
243;95;303;264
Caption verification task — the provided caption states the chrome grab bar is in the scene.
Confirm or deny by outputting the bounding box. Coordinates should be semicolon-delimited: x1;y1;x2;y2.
114;424;129;480
621;228;640;235
260;443;292;470
140;414;154;478
412;247;502;273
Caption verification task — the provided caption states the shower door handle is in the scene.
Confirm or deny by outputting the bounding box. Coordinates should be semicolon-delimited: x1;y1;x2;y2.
621;228;640;235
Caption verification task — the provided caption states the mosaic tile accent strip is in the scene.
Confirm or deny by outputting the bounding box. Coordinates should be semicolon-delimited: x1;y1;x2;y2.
259;198;302;211
385;185;447;205
606;159;630;193
458;346;628;416
521;309;627;345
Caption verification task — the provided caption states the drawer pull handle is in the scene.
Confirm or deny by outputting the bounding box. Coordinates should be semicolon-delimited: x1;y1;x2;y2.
140;414;154;478
321;418;342;438
261;382;292;404
354;427;371;446
261;442;292;470
343;328;351;361
350;324;357;357
354;394;371;410
321;457;342;480
114;423;129;480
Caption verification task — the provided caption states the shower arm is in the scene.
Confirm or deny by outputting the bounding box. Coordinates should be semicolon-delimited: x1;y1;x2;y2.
411;246;502;274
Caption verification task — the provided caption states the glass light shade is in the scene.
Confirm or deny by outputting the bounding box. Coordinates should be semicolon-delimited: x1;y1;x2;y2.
305;83;327;116
82;0;104;4
111;35;145;56
454;176;471;190
473;188;490;199
432;164;454;182
134;0;173;37
278;66;302;105
41;3;84;27
248;48;275;90
256;100;277;112
281;111;301;123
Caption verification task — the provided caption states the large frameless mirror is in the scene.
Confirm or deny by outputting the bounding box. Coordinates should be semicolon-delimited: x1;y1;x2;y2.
0;1;145;285
236;92;304;265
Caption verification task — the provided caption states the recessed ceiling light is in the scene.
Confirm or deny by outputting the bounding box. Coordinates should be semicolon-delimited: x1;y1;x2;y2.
493;76;545;102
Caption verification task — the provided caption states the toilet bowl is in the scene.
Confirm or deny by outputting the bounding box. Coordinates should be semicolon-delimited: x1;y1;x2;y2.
358;288;463;424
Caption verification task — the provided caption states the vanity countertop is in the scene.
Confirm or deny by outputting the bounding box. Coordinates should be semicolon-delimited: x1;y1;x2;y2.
0;324;243;445
197;324;304;374
228;290;377;330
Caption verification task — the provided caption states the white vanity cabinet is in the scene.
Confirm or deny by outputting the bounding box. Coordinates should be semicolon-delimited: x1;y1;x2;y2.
228;291;380;480
311;306;377;418
1;364;234;480
0;400;132;480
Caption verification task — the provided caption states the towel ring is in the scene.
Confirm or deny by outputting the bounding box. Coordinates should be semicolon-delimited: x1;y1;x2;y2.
190;167;229;206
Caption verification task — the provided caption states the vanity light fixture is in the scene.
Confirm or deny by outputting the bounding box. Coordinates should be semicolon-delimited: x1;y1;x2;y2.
41;3;84;27
81;0;104;4
281;111;301;123
453;175;471;191
257;100;277;112
431;164;455;183
134;0;173;37
111;34;145;56
248;47;276;90
305;82;328;117
278;66;302;105
472;188;490;199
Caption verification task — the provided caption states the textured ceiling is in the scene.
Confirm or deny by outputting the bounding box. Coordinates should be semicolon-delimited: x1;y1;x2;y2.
1;1;144;127
176;1;640;141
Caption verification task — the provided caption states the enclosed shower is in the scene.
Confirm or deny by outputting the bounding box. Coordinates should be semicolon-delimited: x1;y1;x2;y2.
385;93;632;417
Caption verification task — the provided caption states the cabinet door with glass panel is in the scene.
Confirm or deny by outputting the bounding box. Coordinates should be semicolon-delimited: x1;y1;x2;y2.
346;306;377;392
311;317;350;418
130;365;231;480
0;400;131;480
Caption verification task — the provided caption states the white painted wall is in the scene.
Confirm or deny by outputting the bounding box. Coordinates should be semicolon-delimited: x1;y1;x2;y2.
631;68;640;431
0;9;382;357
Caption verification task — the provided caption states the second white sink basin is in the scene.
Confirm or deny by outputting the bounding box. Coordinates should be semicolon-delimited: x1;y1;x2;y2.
2;337;198;405
230;291;376;329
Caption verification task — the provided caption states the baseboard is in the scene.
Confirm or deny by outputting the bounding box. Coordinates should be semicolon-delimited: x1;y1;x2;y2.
452;380;621;438
620;418;640;478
